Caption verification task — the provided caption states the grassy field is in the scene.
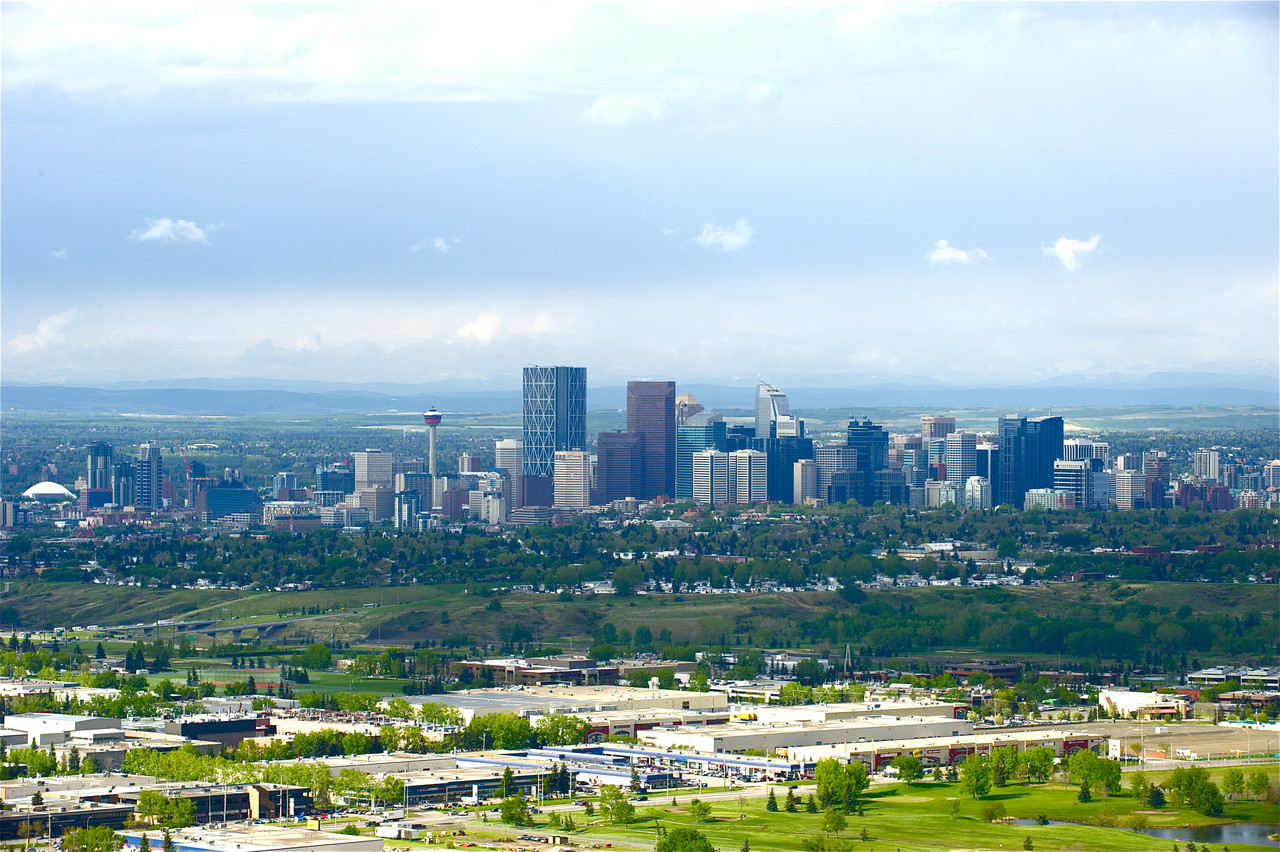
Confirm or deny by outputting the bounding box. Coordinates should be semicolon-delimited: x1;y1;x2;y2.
349;777;1280;852
16;580;1274;670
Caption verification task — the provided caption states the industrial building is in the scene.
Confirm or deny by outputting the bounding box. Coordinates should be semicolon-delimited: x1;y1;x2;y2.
787;728;1108;768
121;825;381;852
641;715;973;755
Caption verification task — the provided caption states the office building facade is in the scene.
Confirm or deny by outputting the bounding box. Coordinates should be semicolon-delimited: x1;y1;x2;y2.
523;366;587;478
627;380;676;499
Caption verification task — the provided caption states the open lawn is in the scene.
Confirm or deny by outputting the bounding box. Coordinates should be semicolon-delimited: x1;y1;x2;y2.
434;780;1280;852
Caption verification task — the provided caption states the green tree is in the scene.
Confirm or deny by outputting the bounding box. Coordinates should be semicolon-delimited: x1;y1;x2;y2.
765;788;778;812
61;827;123;852
688;798;711;822
959;756;993;799
1221;767;1245;799
784;787;797;812
654;827;715;852
535;714;590;746
161;830;175;852
297;644;332;670
822;806;847;837
498;796;531;826
1246;769;1271;799
599;784;635;824
889;754;923;784
498;766;516;799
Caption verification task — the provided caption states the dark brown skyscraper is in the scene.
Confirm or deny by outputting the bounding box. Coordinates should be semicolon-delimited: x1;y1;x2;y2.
626;380;676;499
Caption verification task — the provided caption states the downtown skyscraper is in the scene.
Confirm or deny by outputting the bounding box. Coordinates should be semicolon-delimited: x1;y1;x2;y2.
996;415;1065;507
522;366;587;478
626;380;676;499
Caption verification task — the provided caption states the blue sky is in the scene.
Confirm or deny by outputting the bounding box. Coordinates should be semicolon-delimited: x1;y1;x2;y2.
3;2;1276;387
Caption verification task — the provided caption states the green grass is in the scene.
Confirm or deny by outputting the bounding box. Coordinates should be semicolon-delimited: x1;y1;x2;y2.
439;780;1280;852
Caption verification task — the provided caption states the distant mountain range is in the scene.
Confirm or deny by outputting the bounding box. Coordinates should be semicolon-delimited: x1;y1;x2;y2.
2;371;1275;415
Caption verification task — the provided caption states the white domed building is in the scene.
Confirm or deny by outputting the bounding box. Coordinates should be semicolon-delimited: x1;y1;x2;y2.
21;481;77;503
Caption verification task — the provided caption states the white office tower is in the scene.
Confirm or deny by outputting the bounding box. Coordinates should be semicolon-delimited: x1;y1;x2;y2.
494;439;524;509
775;414;805;438
692;449;730;505
1191;450;1221;483
553;450;592;510
755;382;792;439
353;449;394;489
944;432;977;486
814;445;857;500
1114;470;1148;510
730;449;768;504
1053;460;1091;508
1266;460;1280;488
1061;439;1097;462
793;459;819;504
964;476;992;509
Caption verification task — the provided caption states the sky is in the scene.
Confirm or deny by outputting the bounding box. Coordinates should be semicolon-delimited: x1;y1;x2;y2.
2;1;1277;388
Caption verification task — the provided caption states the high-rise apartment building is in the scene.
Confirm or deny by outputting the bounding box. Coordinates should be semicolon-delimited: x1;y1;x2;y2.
627;380;676;499
112;460;135;507
523;366;587;478
1192;450;1221;483
134;441;164;511
86;443;113;490
964;476;992;509
552;450;592;510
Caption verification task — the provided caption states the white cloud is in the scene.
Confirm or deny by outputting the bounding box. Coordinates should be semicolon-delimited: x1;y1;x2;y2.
130;217;214;244
695;219;753;252
8;310;78;354
455;313;502;344
49;248;69;260
1045;234;1101;272
410;237;456;254
925;239;990;265
583;93;666;125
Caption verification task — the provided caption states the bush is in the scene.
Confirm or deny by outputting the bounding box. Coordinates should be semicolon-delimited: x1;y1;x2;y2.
979;801;1007;823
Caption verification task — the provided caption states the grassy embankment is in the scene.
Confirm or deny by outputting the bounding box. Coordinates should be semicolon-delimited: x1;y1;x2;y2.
17;580;1279;655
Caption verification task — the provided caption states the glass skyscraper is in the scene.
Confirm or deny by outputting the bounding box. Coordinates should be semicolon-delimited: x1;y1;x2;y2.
522;366;587;478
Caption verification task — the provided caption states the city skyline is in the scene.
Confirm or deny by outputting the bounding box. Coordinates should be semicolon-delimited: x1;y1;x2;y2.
2;2;1276;387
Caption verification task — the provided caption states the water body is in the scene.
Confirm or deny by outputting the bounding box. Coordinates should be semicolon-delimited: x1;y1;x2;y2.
1012;819;1279;847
